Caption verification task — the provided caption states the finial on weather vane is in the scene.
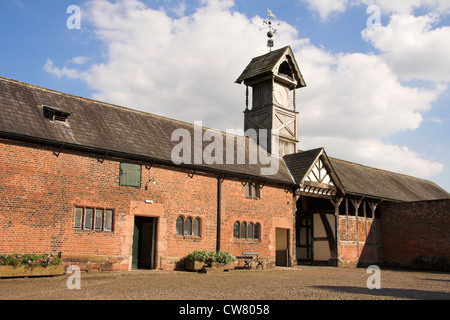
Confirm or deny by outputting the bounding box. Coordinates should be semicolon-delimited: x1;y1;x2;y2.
260;9;280;52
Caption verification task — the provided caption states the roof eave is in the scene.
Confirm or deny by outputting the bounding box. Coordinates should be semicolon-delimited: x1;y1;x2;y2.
0;131;296;187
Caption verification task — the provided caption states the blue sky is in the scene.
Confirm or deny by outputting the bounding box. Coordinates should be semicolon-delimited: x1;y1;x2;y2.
1;0;449;192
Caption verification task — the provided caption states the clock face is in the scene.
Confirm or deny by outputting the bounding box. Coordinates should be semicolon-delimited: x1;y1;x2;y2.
274;84;289;107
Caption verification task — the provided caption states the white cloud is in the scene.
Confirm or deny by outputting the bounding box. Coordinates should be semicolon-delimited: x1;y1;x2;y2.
43;59;82;79
44;0;445;178
75;0;271;129
300;0;351;21
362;14;450;82
300;0;450;20
169;1;187;18
294;41;444;178
301;136;444;178
296;45;445;138
360;0;450;15
68;56;90;65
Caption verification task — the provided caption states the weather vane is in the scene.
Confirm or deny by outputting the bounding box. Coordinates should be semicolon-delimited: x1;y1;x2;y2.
260;9;280;51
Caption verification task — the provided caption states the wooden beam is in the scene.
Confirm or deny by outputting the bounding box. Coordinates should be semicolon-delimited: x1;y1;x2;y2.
297;190;333;200
367;200;383;218
349;196;364;259
304;181;337;191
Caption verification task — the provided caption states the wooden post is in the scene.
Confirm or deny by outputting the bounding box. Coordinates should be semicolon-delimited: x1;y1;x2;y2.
245;86;249;111
293;88;296;111
330;196;343;267
350;197;363;260
367;200;382;261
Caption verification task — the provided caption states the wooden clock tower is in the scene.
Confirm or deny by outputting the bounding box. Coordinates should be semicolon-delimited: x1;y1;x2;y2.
235;46;306;157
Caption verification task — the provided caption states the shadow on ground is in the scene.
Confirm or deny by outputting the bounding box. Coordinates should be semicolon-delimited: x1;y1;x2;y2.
312;285;450;300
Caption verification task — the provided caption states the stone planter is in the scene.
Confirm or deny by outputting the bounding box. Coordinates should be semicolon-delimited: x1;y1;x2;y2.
0;265;64;278
212;261;235;271
185;260;206;271
201;261;235;273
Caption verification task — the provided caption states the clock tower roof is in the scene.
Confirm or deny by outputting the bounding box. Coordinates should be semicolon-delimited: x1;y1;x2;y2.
235;46;306;90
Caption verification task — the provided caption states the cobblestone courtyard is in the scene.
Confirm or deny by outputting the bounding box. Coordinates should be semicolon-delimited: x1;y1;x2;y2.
1;266;449;301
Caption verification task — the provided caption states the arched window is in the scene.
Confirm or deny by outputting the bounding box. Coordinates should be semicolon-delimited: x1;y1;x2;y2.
240;222;247;239
193;218;200;236
254;223;261;240
233;221;240;238
176;216;184;235
184;217;192;236
247;222;253;239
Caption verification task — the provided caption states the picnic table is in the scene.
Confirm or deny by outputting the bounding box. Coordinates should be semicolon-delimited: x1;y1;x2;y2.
236;252;265;270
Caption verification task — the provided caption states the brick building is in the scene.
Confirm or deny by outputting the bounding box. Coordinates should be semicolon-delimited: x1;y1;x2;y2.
1;47;449;271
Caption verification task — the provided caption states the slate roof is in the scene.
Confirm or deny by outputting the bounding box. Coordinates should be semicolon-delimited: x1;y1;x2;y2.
284;148;449;202
0;76;295;185
283;148;323;184
235;46;306;88
329;157;450;202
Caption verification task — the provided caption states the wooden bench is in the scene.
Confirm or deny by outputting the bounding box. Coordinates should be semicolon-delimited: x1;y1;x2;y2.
236;252;265;270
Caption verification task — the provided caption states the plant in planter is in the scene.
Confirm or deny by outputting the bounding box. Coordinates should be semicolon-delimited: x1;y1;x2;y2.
214;251;233;265
0;253;63;278
185;250;235;271
185;250;209;271
208;251;234;271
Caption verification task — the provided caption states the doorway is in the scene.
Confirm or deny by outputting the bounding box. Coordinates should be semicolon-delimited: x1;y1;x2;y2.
132;216;157;269
275;228;290;267
296;215;313;265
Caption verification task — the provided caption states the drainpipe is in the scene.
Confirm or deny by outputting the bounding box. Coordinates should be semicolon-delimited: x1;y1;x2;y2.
216;175;222;252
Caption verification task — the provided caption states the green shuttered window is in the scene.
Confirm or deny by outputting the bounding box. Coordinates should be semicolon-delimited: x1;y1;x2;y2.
119;163;141;188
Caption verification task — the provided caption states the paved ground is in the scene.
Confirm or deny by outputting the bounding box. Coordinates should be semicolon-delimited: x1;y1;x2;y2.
1;266;449;301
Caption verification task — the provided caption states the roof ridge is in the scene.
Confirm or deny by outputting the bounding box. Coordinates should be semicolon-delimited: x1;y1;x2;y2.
251;46;290;60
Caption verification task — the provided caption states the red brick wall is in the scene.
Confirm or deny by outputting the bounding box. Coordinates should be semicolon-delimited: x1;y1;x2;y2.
0;138;294;271
381;199;450;268
338;215;382;267
220;179;294;267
